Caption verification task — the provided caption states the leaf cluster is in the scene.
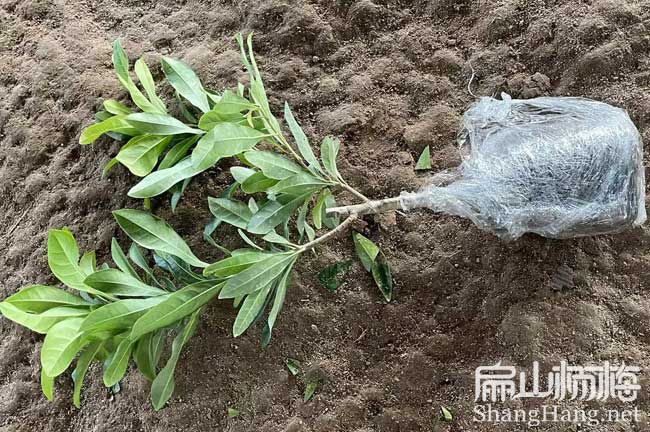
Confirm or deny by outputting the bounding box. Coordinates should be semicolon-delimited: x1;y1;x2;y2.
1;33;396;411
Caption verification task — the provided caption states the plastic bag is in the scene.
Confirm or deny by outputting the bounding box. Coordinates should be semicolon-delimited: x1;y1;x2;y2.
400;94;646;240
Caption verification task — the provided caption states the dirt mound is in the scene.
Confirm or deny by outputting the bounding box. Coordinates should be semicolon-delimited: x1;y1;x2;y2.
1;0;650;431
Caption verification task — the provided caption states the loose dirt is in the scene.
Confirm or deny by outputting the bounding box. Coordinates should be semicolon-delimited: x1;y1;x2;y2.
1;0;650;431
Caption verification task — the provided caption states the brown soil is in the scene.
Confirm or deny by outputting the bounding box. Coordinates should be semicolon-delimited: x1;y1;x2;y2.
1;0;650;431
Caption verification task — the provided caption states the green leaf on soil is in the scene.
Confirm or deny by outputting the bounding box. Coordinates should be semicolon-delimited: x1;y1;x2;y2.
151;308;201;410
317;260;352;292
440;406;453;422
320;136;342;181
41;318;90;377
303;381;318;402
103;337;134;387
284;103;322;174
371;252;394;302
72;341;105;408
286;358;300;376
415;146;432;171
352;233;379;272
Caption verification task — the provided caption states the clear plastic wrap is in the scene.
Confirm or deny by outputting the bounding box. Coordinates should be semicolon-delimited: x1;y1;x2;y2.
400;94;646;240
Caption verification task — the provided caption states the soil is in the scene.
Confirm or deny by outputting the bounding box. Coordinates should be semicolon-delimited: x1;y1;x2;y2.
1;0;650;431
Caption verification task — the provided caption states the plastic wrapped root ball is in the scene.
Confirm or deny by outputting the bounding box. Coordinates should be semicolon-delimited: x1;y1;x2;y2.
399;94;647;240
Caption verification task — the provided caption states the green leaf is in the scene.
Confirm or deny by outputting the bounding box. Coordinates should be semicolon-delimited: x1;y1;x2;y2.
267;173;330;196
219;253;297;299
237;229;264;251
84;269;167;297
227;408;240;418
79;251;96;276
158;136;199;170
211;90;254;115
415;146;432;170
178;98;199;123
80;296;168;334
207;197;252;229
154;252;204;284
133;329;165;381
232;281;273;337
264;264;292;344
103;99;132;116
197;110;246;131
244;150;305;180
124;113;203;135
102;158;120;177
317;260;352;292
103;338;134;387
0;303;88;334
304;381;318;402
262;231;294;247
41;368;54;401
116;135;172;177
73;341;105;408
113;209;207;268
151;308;201;410
161;56;210;113
128;243;157;284
170;177;191;213
191;122;266;172
241;171;278;194
321;136;342;181
1;285;91;313
284;103;322;174
286;358;300;376
353;233;379;272
247;193;311;235
128;157;201;199
134;58;166;113
112;40;161;113
297;199;309;237
79;115;137;145
305;224;316;242
230;166;256;184
203;251;269;277
371;252;393;302
47;229;108;298
41;318;90;377
322;190;340;229
248;198;259;214
312;189;328;230
197;90;253;130
440;406;453;422
111;238;140;280
130;280;222;340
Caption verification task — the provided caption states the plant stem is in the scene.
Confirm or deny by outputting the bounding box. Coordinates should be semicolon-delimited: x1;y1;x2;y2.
340;182;370;203
298;213;358;253
325;197;402;217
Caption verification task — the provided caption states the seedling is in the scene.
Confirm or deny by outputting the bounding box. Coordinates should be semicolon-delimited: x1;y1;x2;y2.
0;33;395;411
